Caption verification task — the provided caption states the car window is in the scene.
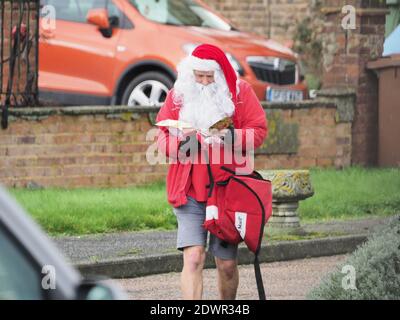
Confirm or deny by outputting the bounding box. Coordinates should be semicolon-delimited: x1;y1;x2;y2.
0;224;44;300
129;0;232;30
41;0;121;24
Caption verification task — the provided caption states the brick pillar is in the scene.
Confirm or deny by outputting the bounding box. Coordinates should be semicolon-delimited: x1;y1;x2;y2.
320;0;388;166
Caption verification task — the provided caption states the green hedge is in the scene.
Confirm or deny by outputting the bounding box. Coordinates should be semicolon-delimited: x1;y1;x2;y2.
307;215;400;300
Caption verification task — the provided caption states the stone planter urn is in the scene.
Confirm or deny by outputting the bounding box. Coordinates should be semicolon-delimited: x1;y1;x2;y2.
259;170;314;234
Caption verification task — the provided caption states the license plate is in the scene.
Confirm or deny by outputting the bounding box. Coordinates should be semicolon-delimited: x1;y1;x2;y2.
266;88;303;102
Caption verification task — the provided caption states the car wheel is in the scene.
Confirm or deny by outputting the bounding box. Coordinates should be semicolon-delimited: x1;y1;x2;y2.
121;71;173;107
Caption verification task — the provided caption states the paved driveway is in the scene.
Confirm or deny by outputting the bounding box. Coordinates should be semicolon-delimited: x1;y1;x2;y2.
115;254;348;300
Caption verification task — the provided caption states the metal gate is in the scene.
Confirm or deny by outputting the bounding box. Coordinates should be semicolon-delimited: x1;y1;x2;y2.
0;0;39;129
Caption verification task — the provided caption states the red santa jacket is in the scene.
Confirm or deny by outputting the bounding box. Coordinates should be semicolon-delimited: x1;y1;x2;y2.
156;80;268;208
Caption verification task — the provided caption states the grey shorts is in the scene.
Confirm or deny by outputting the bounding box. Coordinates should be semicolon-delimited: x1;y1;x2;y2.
173;196;238;260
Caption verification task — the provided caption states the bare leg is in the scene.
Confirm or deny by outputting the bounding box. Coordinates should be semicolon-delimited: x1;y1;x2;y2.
215;257;239;300
181;246;206;299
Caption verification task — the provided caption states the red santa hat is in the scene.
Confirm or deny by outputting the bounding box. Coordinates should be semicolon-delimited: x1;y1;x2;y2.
189;44;238;103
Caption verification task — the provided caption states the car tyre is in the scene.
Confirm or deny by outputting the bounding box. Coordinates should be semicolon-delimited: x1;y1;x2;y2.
121;71;173;107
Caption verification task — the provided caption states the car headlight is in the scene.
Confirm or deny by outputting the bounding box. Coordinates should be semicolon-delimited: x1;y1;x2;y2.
182;43;244;76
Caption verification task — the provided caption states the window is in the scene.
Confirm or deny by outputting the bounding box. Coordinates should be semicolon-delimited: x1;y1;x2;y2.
129;0;232;30
0;224;44;300
41;0;122;25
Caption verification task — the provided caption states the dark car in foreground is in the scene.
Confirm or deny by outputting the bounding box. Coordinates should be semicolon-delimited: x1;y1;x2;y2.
0;186;126;300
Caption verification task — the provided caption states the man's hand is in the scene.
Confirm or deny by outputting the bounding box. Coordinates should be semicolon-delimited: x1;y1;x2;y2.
205;125;235;146
178;128;199;158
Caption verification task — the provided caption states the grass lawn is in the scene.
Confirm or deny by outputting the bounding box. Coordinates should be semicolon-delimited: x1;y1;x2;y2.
299;166;400;222
8;167;400;236
9;181;176;236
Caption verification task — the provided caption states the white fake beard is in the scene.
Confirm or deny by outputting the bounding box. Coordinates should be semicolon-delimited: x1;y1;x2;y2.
178;82;234;131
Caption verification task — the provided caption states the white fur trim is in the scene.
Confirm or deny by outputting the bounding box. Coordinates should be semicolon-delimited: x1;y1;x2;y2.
206;205;219;221
186;55;220;72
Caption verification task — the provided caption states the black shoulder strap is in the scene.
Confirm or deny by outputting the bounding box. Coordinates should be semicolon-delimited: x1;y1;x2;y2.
254;254;266;300
203;148;214;198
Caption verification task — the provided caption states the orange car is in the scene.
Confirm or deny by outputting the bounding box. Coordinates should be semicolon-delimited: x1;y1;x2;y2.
39;0;307;106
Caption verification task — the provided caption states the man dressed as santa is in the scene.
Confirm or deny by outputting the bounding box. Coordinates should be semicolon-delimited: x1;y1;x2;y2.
156;44;268;300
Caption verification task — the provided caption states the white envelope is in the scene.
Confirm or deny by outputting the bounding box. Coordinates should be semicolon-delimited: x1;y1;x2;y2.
155;119;194;130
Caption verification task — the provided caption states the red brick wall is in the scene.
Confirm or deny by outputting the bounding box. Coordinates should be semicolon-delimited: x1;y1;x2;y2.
256;107;352;170
0;110;168;187
204;0;310;42
0;103;352;188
